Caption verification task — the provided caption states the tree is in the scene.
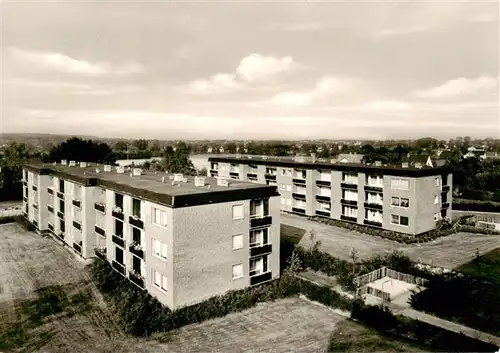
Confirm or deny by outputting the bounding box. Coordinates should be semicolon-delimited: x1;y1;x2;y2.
0;142;32;201
225;142;238;154
114;141;128;151
133;139;148;151
48;137;116;164
161;142;197;175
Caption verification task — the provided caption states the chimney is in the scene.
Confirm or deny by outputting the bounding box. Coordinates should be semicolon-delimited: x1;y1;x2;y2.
194;176;205;187
104;165;112;172
132;168;142;176
116;166;125;174
174;173;183;182
69;160;76;167
61;160;67;165
95;168;101;173
80;162;87;168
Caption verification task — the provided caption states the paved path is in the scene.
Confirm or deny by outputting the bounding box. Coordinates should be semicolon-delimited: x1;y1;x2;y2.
282;213;500;269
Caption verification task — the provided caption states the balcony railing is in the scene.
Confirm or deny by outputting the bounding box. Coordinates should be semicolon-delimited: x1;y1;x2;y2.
33;203;38;210
316;195;330;202
250;244;272;257
112;260;126;276
364;185;383;192
316;180;331;187
250;271;272;286
441;185;450;193
112;209;124;221
112;234;125;248
23;196;28;202
292;178;306;185
47;187;54;195
95;225;106;237
341;199;357;206
129;243;144;259
364;219;383;227
57;211;64;219
94;202;105;213
210;171;218;177
48;223;54;232
364;202;383;210
73;242;82;254
129;271;145;289
341;182;358;190
32;185;38;192
264;174;277;180
292;207;306;214
316;210;330;217
72;199;81;208
73;220;81;231
57;192;64;199
33;219;38;228
292;193;306;200
22;180;27;186
247;173;258;179
94;248;107;261
230;172;239;178
441;202;450;209
55;232;64;241
341;215;357;223
129;216;144;229
250;215;272;228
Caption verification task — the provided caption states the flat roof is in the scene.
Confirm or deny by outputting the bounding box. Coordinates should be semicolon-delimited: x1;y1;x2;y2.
23;163;279;208
208;155;451;177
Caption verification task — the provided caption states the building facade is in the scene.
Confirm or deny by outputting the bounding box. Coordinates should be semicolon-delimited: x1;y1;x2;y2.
22;161;280;309
208;156;453;236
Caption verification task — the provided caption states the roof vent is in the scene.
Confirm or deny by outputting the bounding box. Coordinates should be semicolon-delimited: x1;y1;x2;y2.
162;176;165;183
132;168;142;176
104;165;112;172
80;162;87;168
182;177;188;183
95;168;101;173
61;159;67;165
116;166;125;174
174;173;183;182
171;181;175;186
216;177;229;187
194;176;205;187
69;160;76;167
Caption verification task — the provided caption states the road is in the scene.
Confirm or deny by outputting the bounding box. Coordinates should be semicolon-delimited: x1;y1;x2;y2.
281;213;500;269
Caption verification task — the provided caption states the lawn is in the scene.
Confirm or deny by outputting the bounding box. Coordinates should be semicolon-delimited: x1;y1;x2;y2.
328;319;433;352
281;223;307;244
457;247;500;282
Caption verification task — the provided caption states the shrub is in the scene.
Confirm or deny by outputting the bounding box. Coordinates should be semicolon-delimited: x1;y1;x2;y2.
0;215;17;225
0;215;36;231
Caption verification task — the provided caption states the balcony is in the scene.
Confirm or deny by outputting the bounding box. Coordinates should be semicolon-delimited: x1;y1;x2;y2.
57;211;64;219
72;199;81;208
22;180;27;186
33;219;38;228
57;192;64;199
112;209;124;221
441;202;450;209
264;174;277;181
316;210;330;217
73;241;82;254
341;199;358;206
23;196;28;202
250;271;272;286
364;219;383;227
33;203;38;210
210;170;218;177
340;182;358;190
47;187;54;195
112;234;125;248
73;220;81;231
32;185;38;192
341;215;357;223
94;248;107;261
112;260;126;276
95;225;106;237
129;216;144;229
292;207;306;214
230;172;239;178
364;185;383;192
250;215;272;228
250;244;272;257
364;202;383;210
441;185;450;193
316;180;331;187
129;271;145;289
292;178;306;185
48;223;54;232
316;195;330;202
292;193;306;200
129;243;144;259
94;202;105;213
247;173;257;179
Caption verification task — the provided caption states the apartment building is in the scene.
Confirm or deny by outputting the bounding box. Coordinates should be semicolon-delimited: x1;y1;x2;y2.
22;161;280;309
208;156;453;236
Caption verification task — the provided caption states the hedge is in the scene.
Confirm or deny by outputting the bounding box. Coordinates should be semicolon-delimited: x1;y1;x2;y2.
453;198;500;213
0;215;36;231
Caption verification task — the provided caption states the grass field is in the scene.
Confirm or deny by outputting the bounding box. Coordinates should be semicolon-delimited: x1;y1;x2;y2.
328;319;432;352
281;223;307;244
457;247;500;282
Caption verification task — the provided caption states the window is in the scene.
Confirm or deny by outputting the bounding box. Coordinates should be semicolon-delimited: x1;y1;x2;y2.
250;228;269;247
114;193;124;210
286;185;292;192
280;197;286;205
59;219;65;233
434;195;439;204
59;180;65;193
152;238;168;260
367;192;383;204
342;172;358;184
232;264;244;279
342;205;358;218
249;256;268;276
391;214;409;226
115;247;124;264
294;199;306;209
286;199;292;206
59;199;65;212
294;185;306;194
153;207;167;227
132;198;141;218
343;189;358;201
281;169;286;176
132;226;141;243
391;197;409;208
232;234;244;250
115;219;123;237
152;269;168;291
318;187;330;197
318;201;330;211
280;183;285;190
232;204;244;219
295;169;306;179
319;170;331;182
391;178;409;190
266;180;277;186
73;185;81;199
286;169;292;177
434;177;441;187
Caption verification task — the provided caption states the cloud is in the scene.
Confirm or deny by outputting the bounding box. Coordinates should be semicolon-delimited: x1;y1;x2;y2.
411;76;498;98
374;26;429;39
9;47;144;76
467;13;498;23
278;22;324;32
270;76;353;107
186;53;300;94
8;78;143;95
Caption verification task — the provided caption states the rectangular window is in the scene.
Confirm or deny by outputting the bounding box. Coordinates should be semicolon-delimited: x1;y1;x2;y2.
391;197;409;208
249;228;269;247
152;269;168;291
280;197;286;205
132;226;141;243
232;204;244;220
342;172;358;184
232;234;243;250
286;198;292;206
115;247;124;264
343;189;358;201
391;214;409;226
367;192;383;204
281;169;286;176
59;180;65;193
59;199;65;212
232;264;244;279
249;255;268;276
153;207;167;227
152;238;168;260
132;198;141;218
391;178;409;190
115;219;123;237
286;185;292;192
342;205;358;218
114;193;124;210
60;219;65;233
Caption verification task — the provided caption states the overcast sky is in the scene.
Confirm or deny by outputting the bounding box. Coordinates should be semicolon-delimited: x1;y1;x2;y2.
2;1;499;140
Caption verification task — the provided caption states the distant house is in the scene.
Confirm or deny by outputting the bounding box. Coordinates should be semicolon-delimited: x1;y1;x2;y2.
463;147;486;159
485;151;500;160
402;154;433;169
219;146;225;153
433;150;453;167
207;147;213;153
337;153;364;164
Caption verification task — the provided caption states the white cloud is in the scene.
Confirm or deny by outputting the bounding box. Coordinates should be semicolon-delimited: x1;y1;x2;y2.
9;47;144;76
467;13;498;23
8;78;143;95
411;76;498;98
187;73;242;94
271;76;353;107
279;22;324;32
374;26;429;39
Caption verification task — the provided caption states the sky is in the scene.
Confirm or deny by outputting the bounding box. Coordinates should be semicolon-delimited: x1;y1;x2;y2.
1;1;499;140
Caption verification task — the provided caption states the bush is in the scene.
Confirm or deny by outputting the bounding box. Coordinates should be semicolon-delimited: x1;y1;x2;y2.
0;215;17;225
0;215;36;231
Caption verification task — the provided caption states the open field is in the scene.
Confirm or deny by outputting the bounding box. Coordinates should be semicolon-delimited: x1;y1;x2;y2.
457;248;500;282
0;222;348;353
328;319;431;352
282;213;500;269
